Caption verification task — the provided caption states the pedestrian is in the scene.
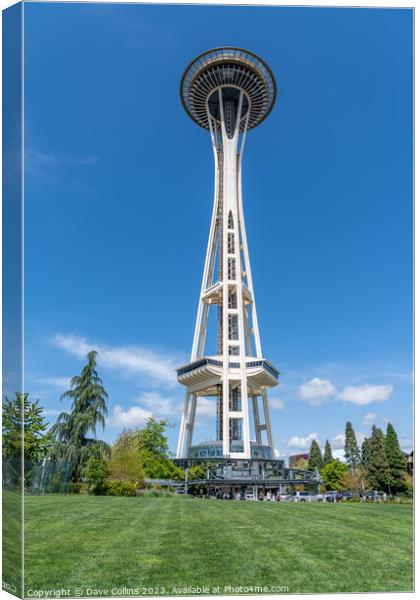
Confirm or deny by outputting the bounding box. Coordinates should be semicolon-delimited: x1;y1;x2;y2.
374;490;379;503
266;490;271;501
383;491;388;502
235;491;241;501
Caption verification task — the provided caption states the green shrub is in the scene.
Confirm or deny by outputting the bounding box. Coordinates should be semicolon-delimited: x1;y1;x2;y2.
83;456;110;495
69;481;82;495
105;479;137;496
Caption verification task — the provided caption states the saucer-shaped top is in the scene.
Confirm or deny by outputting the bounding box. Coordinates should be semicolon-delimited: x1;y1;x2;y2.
180;47;276;131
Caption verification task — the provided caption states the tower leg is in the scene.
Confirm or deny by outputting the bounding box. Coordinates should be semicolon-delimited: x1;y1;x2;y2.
177;389;197;458
252;395;262;445
186;394;197;456
176;390;190;458
241;379;251;457
262;388;274;451
222;377;230;457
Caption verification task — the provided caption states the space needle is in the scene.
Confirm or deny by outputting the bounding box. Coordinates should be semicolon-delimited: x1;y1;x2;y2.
176;47;279;460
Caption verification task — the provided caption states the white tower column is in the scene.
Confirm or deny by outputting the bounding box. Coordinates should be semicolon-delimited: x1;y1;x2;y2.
176;47;279;460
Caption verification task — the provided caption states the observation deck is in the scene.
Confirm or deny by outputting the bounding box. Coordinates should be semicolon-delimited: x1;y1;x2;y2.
180;47;276;131
177;355;279;391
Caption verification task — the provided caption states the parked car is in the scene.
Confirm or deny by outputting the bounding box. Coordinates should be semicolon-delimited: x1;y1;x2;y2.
279;493;290;502
341;491;354;501
366;490;381;501
325;491;343;502
290;491;315;502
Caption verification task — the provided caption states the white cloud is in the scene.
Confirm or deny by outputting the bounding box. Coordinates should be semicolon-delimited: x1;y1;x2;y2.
109;405;153;428
196;397;215;418
363;411;376;426
332;448;345;461
35;377;72;389
299;378;336;405
26;145;99;180
399;436;413;452
274;448;287;458
330;431;365;453
338;384;393;406
287;432;318;450
136;391;178;416
271;397;285;411
51;334;180;388
330;434;345;449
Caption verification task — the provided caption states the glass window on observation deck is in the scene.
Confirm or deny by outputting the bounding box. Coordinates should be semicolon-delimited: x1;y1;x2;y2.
228;345;239;356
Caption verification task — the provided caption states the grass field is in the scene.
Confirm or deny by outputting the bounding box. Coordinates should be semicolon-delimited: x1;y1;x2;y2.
23;495;413;595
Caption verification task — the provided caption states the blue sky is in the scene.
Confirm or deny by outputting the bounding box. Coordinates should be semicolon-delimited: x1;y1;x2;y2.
24;3;413;459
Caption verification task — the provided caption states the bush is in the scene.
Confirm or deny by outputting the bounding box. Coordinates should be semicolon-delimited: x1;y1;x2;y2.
109;439;144;487
84;456;110;495
105;479;137;496
69;481;82;494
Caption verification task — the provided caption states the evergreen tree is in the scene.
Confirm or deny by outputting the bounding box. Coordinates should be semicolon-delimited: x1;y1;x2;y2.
308;439;323;471
3;393;53;462
323;440;333;465
361;436;372;469
344;421;360;469
366;426;390;492
51;350;110;488
384;423;407;494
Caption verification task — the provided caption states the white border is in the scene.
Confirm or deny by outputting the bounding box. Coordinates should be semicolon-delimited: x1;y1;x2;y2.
0;2;415;600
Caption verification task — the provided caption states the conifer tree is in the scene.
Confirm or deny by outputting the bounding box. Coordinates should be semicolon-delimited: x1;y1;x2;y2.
51;350;110;487
361;436;372;469
308;439;323;471
323;440;333;466
384;423;407;494
366;426;390;492
344;421;360;469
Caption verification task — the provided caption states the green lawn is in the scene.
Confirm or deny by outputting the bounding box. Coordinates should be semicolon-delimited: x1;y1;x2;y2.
24;495;413;595
2;491;23;597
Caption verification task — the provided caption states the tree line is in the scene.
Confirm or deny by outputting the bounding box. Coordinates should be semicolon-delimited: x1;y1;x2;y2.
3;351;412;497
300;421;411;495
2;351;183;495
